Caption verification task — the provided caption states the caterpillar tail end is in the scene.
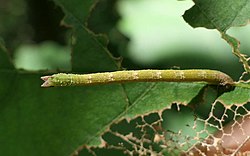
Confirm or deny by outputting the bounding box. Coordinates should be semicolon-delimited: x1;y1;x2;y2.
41;76;53;87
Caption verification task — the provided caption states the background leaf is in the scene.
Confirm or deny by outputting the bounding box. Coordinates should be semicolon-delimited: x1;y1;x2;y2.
183;0;250;32
53;0;118;72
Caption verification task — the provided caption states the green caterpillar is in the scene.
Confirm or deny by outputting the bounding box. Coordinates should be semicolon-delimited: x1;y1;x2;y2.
41;69;234;87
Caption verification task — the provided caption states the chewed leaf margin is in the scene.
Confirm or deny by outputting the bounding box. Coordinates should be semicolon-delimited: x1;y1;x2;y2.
52;0;119;72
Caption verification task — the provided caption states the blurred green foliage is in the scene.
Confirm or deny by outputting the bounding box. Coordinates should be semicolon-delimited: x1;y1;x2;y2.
14;41;70;70
0;0;29;50
0;0;68;46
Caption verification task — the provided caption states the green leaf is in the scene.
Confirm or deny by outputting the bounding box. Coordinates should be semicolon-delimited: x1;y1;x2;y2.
122;82;206;118
87;0;128;57
217;86;250;105
0;73;128;155
53;0;94;24
183;0;250;32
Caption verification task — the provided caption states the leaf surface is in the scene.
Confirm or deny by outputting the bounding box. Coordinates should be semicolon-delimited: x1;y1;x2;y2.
217;86;250;105
183;0;250;32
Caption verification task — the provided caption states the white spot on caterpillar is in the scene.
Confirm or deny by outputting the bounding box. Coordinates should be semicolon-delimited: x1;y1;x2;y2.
175;71;185;79
108;73;115;82
155;71;162;79
88;75;92;83
133;72;139;80
70;75;73;85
